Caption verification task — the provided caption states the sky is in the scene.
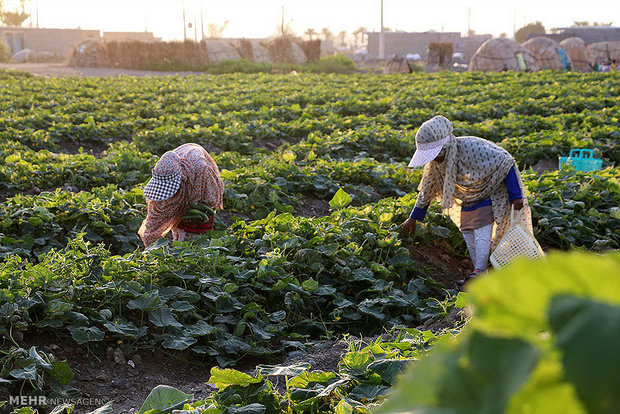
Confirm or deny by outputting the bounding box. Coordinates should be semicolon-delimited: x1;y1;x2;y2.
5;0;620;41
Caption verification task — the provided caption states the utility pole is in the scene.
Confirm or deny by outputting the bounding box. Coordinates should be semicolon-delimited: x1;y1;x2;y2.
194;16;197;41
281;5;285;37
201;7;205;41
183;5;187;41
513;9;516;39
379;0;385;60
467;6;471;36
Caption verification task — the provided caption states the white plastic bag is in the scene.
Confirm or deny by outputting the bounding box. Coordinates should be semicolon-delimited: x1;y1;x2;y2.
490;206;545;268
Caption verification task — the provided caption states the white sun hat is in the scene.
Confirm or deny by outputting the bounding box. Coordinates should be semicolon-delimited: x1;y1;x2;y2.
408;115;453;168
143;151;182;201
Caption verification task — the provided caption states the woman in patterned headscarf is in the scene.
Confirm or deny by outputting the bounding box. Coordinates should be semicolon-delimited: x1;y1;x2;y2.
138;143;224;246
400;115;533;284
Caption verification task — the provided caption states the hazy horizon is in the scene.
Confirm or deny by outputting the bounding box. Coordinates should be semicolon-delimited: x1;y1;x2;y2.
4;0;620;42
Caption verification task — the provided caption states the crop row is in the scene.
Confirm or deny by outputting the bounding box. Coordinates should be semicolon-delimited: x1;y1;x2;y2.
0;194;456;368
6;251;617;414
1;160;617;262
1;70;618;167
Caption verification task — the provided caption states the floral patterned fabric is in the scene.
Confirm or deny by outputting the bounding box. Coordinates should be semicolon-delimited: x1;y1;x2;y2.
138;143;224;246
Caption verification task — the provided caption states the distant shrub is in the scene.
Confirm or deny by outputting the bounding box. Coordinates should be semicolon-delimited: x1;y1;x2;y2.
205;59;272;74
146;59;208;72
410;63;424;72
303;55;357;74
0;40;11;63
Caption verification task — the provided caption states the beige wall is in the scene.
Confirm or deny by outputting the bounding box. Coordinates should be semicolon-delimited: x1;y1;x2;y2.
367;32;460;59
456;35;492;61
0;28;156;58
0;27;99;57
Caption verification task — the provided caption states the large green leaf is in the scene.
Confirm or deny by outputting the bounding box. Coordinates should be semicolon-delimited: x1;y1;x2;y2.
340;352;374;375
222;403;266;414
549;295;620;414
367;359;414;386
50;360;74;385
256;362;310;377
209;367;262;389
103;319;142;337
184;320;217;337
329;188;352;209
10;364;37;380
149;308;182;328
138;385;193;414
467;252;620;340
127;291;163;311
376;332;539;414
26;346;52;370
161;335;197;350
66;325;105;344
288;371;338;388
349;385;391;402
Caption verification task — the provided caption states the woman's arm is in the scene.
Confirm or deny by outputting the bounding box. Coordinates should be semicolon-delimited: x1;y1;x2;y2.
504;166;523;210
138;200;182;246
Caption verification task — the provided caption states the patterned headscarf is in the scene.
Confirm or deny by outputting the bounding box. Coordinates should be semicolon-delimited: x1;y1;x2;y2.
143;151;183;201
138;143;224;246
408;115;453;168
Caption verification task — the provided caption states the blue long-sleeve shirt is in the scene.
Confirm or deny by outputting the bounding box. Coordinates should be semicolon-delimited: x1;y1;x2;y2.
409;166;522;221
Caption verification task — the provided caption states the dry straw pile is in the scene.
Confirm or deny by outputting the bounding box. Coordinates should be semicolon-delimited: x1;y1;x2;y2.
522;36;565;70
469;38;539;72
560;37;591;72
588;41;620;65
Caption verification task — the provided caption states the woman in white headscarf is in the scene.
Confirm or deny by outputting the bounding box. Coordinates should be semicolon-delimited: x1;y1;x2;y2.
400;115;532;284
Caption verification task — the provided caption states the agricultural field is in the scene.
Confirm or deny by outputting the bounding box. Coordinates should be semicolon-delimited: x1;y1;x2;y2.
0;69;618;413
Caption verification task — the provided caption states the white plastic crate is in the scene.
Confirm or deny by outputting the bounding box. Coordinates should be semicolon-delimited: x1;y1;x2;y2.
490;207;545;268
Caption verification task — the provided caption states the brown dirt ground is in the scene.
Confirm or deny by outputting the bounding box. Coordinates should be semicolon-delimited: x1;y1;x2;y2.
0;63;204;78
406;242;472;288
297;195;331;218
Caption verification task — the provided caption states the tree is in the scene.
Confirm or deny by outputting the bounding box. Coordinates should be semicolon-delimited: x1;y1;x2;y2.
320;27;334;41
0;0;30;27
500;32;507;38
275;19;295;38
353;26;367;48
0;38;10;62
573;21;612;26
207;21;229;38
338;30;347;47
515;21;545;43
304;28;317;40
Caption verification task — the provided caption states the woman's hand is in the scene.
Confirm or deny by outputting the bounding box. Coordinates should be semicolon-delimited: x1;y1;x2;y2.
400;218;417;239
512;198;524;210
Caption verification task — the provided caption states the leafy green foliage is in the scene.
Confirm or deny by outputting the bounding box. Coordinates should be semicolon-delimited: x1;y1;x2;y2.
0;70;617;414
166;327;448;413
0;196;455;365
548;295;620;414
1;346;79;405
137;385;193;414
377;251;619;414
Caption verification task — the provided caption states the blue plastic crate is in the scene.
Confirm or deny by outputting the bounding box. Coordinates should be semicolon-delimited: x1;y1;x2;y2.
559;149;603;172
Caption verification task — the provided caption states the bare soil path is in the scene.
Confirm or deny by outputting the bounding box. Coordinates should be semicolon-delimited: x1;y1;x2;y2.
0;62;203;78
